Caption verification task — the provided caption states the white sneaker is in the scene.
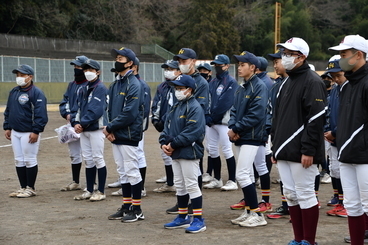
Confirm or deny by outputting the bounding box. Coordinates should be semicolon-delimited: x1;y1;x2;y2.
321;173;332;184
83;184;98;192
111;188;122;196
17;187;36;198
9;188;26;197
231;210;249;225
90;190;106;201
238;211;267;227
108;180;121;188
221;180;238;191
155;176;167;183
203;178;223;189
153;184;176;193
60;181;81;191
74;191;92;200
202;173;213;183
141;188;147;197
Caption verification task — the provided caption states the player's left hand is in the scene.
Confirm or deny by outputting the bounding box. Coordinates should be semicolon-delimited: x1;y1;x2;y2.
29;133;39;144
106;133;115;142
301;154;313;169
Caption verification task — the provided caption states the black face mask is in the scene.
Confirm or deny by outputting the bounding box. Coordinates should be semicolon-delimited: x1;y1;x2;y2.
200;73;210;80
74;68;86;82
323;79;332;89
215;66;225;75
114;61;130;72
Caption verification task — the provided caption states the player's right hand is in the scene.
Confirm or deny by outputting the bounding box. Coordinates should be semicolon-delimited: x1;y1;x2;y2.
4;130;11;140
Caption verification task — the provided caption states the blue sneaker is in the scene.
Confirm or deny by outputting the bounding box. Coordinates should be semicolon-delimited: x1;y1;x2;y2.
287;240;300;245
164;215;191;229
185;217;206;233
327;196;339;206
301;240;318;245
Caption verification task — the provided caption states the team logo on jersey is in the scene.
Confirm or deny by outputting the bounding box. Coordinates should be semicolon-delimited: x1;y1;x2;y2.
216;84;224;95
18;93;29;105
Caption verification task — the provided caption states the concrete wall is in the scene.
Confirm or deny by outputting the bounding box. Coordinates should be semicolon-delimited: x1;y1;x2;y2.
0;82;161;105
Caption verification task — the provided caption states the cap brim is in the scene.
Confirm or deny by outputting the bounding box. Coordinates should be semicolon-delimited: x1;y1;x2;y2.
267;53;281;59
276;43;301;52
70;61;82;66
327;68;342;73
173;54;189;61
12;69;29;74
111;49;119;58
210;60;224;65
328;44;353;51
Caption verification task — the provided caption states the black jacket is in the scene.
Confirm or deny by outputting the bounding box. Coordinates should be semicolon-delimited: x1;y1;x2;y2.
336;63;368;164
271;62;327;163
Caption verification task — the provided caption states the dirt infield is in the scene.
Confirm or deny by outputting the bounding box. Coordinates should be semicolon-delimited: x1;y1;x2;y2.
0;110;349;245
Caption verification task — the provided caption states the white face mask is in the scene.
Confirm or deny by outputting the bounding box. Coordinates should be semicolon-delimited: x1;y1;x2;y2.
84;71;97;81
16;76;28;87
175;88;188;101
281;56;298;70
179;63;192;74
164;70;177;80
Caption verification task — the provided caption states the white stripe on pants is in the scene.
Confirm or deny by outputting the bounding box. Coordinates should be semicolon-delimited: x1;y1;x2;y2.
112;144;142;185
11;130;41;168
277;160;318;209
206;124;234;159
172;159;202;199
340;163;368;217
234;145;258;188
79;129;106;169
67;139;82;164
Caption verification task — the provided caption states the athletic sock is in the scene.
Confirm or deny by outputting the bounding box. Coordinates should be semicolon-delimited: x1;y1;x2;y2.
97;166;107;193
260;172;271;203
301;204;319;244
26;165;38;190
206;156;213;176
265;153;273;173
139;167;146;190
72;162;82;184
85;166;96;193
191;196;203;219
178;194;190;218
132;181;142;200
16;166;27;188
242;184;259;211
213;156;221;180
198;175;202;190
165;165;174;186
348;214;365;245
121;183;132;209
288;205;303;242
331;177;338;198
336;178;344;205
226;156;236;182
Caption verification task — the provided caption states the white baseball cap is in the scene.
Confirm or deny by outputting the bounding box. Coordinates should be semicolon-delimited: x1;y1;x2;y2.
329;55;341;62
277;37;310;57
328;35;368;53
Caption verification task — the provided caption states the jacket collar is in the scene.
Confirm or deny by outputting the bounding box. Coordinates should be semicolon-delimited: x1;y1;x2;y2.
344;63;368;85
286;61;310;78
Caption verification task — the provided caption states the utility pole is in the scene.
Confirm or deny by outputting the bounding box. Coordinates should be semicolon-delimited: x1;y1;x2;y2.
275;2;281;52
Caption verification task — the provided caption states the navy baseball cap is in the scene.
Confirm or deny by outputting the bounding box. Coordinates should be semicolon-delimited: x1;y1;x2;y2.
197;63;212;71
81;59;101;70
169;74;196;90
134;57;140;66
321;71;332;79
173;48;197;60
267;49;283;60
233;51;260;68
257;56;268;71
70;55;89;66
161;60;179;69
111;47;136;62
12;64;34;75
210;54;230;65
327;56;342;73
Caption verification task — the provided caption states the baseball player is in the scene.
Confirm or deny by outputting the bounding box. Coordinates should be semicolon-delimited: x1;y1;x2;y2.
197;63;212;82
160;75;206;233
271;37;326;245
329;35;368;245
106;47;145;223
59;55;89;191
5;64;48;198
150;60;180;194
228;51;268;228
203;54;238;191
71;59;108;202
324;56;348;218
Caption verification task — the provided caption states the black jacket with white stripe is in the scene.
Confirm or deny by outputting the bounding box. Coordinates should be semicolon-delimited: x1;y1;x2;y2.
337;63;368;164
271;61;327;164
